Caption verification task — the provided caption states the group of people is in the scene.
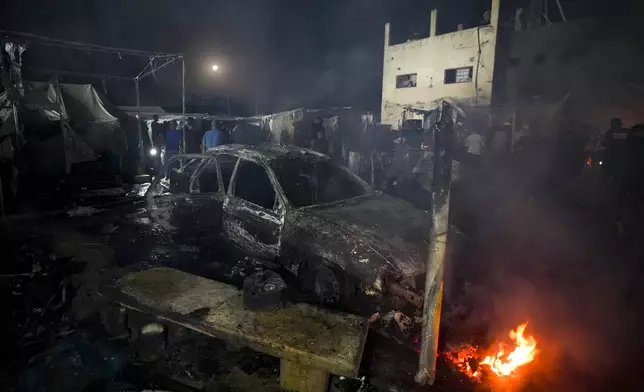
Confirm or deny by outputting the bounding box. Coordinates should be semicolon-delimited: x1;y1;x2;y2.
602;117;644;197
462;126;512;167
149;116;232;159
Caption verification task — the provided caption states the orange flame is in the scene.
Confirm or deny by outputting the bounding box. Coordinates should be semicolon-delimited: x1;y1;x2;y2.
444;344;482;382
445;322;538;382
480;323;537;377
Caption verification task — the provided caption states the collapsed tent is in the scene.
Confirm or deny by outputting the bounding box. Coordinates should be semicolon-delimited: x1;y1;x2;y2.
0;80;129;174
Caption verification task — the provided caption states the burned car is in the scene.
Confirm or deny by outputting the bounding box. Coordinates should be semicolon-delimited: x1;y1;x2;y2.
145;144;431;308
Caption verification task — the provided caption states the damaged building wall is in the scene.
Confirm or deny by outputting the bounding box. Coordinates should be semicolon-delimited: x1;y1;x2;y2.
502;19;644;129
381;0;500;130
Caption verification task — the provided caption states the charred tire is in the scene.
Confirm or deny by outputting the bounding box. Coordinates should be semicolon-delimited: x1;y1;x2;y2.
313;266;350;306
243;270;286;311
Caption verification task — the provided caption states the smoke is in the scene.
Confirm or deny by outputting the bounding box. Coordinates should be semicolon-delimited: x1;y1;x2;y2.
450;163;644;390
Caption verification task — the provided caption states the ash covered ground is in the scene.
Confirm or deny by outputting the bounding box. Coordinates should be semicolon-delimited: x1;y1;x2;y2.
1;166;643;392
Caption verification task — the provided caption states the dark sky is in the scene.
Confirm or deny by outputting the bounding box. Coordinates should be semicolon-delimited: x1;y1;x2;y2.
0;0;627;114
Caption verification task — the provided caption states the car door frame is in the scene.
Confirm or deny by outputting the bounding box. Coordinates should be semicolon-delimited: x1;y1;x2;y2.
222;155;287;259
184;155;227;235
145;154;210;230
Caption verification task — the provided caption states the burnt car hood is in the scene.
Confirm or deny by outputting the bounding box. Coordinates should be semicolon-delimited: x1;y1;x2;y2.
302;194;429;276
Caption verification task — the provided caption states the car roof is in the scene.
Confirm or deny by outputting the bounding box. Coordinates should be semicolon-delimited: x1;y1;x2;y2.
205;144;329;163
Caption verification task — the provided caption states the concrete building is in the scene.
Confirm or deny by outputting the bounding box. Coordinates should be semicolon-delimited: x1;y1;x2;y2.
502;19;644;129
381;0;644;131
381;0;500;130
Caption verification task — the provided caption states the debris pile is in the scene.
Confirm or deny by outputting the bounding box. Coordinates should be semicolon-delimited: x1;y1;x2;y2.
1;234;85;388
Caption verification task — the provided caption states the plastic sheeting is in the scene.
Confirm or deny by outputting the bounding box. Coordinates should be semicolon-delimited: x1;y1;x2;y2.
1;81;126;153
0;81;116;173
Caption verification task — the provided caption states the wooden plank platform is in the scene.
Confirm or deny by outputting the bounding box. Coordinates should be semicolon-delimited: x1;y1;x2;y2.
99;267;368;391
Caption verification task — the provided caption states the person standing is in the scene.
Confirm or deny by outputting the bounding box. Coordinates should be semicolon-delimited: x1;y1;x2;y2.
150;114;164;146
464;130;485;167
164;120;182;161
201;120;226;153
310;129;329;155
603;118;629;189
490;126;510;164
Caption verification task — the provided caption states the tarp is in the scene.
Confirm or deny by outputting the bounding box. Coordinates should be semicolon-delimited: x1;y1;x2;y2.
1;80;127;154
0;80;127;173
263;107;363;152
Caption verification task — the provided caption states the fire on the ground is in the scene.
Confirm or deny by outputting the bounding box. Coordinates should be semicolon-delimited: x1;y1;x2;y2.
445;322;538;383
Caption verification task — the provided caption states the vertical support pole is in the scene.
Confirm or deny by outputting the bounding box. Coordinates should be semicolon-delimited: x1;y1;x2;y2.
415;101;454;386
554;0;567;21
255;93;259;115
510;109;517;156
135;78;143;172
181;56;186;153
280;359;329;392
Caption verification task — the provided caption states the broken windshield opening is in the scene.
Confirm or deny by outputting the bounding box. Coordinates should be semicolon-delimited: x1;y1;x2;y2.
270;157;369;207
147;158;205;196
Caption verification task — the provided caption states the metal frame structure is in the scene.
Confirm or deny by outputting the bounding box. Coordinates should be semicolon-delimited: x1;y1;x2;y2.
1;29;187;162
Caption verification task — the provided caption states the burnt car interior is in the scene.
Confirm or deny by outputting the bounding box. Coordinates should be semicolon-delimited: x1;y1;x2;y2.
195;160;219;193
168;158;205;194
234;160;277;210
271;157;368;207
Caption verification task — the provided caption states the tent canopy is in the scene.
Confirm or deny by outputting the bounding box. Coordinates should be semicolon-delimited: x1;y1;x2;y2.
1;80;127;154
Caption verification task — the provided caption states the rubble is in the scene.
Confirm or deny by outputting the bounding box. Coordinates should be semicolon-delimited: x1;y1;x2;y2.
67;206;100;217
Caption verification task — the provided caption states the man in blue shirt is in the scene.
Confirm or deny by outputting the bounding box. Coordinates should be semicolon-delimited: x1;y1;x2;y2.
164;120;182;156
201;120;227;152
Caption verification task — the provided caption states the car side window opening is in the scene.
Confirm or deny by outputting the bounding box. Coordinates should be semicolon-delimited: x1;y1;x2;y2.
271;157;367;207
216;154;239;193
192;160;219;193
149;158;205;196
234;160;276;210
169;158;205;194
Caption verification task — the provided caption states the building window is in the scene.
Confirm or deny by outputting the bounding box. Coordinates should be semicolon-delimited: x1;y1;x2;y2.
445;67;473;84
396;73;417;88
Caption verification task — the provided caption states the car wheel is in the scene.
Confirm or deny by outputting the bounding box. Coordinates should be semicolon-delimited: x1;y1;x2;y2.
243;270;286;310
314;266;341;305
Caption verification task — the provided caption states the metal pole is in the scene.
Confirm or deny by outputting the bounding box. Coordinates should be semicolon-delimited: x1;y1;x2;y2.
415;101;454;386
554;0;567;21
135;78;143;172
181;56;186;153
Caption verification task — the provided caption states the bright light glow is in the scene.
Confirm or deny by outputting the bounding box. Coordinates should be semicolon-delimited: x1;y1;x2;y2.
480;323;537;377
211;64;220;72
149;147;158;156
599;160;603;166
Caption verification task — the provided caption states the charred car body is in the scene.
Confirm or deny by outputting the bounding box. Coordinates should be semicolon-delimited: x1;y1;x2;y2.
145;144;431;308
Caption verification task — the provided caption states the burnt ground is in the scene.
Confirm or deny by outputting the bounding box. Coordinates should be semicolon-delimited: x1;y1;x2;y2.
2;166;643;392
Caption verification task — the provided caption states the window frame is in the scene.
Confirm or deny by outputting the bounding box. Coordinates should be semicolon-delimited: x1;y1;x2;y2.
215;153;240;194
270;157;371;209
396;73;418;88
229;158;281;213
147;156;209;196
189;157;222;194
444;67;473;84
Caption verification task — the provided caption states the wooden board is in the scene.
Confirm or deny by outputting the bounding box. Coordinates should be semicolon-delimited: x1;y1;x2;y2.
99;267;368;378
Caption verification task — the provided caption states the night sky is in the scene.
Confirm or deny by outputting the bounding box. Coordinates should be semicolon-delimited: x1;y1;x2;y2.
0;0;629;114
